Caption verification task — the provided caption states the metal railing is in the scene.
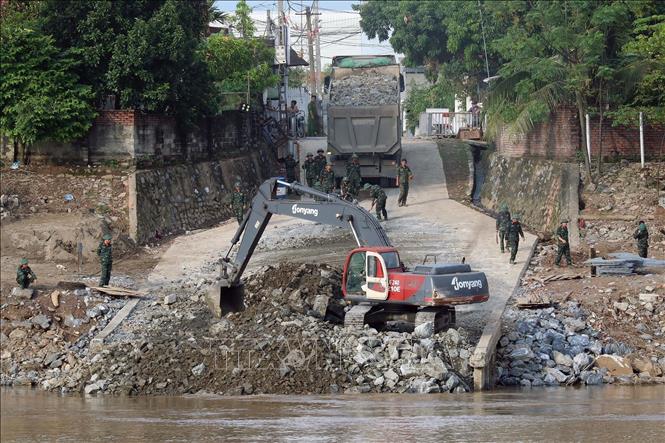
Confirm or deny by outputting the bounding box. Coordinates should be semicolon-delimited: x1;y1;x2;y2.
424;111;483;137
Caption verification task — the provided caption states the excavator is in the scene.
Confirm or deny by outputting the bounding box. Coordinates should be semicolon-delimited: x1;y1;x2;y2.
207;178;489;331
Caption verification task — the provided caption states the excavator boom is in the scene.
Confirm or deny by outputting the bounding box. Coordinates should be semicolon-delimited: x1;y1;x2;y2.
208;178;391;316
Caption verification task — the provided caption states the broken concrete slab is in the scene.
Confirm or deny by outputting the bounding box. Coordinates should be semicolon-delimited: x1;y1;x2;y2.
11;287;34;300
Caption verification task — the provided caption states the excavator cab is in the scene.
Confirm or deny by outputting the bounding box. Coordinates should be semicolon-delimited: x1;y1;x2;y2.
343;247;402;300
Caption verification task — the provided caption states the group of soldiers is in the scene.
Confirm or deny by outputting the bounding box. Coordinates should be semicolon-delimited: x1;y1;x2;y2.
228;151;415;225
496;204;651;265
16;233;114;290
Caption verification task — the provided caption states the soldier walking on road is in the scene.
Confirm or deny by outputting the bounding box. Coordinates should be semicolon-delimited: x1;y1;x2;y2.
230;182;246;224
16;258;37;289
364;183;388;221
319;164;336;194
555;220;572;267
97;234;113;287
302;152;318;187
496;203;511;253
396;158;414;207
633;220;649;258
346;154;362;197
314;148;327;175
507;215;525;265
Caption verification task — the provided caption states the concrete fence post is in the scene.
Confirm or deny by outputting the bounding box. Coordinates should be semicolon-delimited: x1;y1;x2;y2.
585;113;591;164
639;112;645;168
128;172;138;243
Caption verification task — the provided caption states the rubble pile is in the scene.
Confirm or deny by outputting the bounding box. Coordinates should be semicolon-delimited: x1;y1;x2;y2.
586;162;662;218
0;194;20;220
1;263;476;395
498;301;665;387
582;161;664;251
0;165;129;228
331;71;399;107
0;288;126;388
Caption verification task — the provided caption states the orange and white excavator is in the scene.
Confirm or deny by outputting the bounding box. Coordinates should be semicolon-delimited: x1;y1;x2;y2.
207;178;489;331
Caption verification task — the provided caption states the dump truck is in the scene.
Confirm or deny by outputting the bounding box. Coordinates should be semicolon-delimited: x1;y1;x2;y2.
325;55;404;187
207;178;490;332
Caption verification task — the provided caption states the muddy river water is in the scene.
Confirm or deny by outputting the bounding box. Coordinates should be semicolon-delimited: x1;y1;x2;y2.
1;386;664;442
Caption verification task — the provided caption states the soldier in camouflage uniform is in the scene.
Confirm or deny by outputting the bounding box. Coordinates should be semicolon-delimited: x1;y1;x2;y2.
555;220;572;266
396;158;414;207
97;233;113;286
340;177;353;201
496;203;511;253
301;152;318;187
633;220;649;258
319;163;336;194
314;149;327;176
346;154;362;197
230;182;246;224
507;215;525;265
280;153;299;182
364;183;388;221
16;258;37;289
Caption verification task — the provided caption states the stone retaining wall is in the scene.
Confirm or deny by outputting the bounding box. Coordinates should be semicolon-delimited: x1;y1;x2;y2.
479;153;580;242
129;147;275;243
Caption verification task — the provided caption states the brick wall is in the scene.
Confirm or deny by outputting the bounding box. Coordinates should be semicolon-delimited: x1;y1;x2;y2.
589;118;664;160
495;108;579;160
95;110;136;126
495;108;664;161
12;109;267;165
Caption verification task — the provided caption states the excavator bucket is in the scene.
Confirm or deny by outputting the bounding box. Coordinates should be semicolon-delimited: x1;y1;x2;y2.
206;281;245;318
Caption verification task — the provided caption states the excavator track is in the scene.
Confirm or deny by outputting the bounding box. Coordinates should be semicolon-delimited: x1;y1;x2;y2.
415;307;454;333
344;304;375;329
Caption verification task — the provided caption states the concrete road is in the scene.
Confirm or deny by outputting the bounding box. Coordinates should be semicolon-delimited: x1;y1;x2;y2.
148;138;536;334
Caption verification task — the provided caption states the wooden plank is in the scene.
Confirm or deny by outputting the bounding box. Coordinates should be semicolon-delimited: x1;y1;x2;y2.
88;286;146;297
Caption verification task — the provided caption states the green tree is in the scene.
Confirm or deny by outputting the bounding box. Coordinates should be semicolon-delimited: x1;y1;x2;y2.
356;0;502;96
39;0;164;105
0;17;95;161
232;0;255;38
204;35;278;110
403;77;455;132
609;14;665;125
288;67;308;89
484;0;657;179
106;0;214;126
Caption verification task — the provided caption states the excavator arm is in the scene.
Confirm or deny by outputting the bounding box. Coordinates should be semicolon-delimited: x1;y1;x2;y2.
208;178;391;316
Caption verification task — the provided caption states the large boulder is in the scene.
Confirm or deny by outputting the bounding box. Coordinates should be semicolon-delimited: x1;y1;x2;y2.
595;355;633;377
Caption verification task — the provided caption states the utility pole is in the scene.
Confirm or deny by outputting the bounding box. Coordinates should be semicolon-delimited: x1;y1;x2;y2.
305;7;315;95
314;0;322;96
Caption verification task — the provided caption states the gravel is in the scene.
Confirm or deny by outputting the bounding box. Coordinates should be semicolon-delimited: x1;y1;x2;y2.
330;71;399;107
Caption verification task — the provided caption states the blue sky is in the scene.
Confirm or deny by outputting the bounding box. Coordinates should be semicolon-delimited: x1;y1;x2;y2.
215;1;359;12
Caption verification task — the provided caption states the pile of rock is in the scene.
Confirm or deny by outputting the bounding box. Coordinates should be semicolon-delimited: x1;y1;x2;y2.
331;72;399;107
3;263;477;396
497;301;665;387
0;288;125;389
0;194;20;219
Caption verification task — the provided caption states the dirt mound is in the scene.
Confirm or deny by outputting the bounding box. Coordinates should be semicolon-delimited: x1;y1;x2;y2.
0;165;129;230
0;213;135;263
